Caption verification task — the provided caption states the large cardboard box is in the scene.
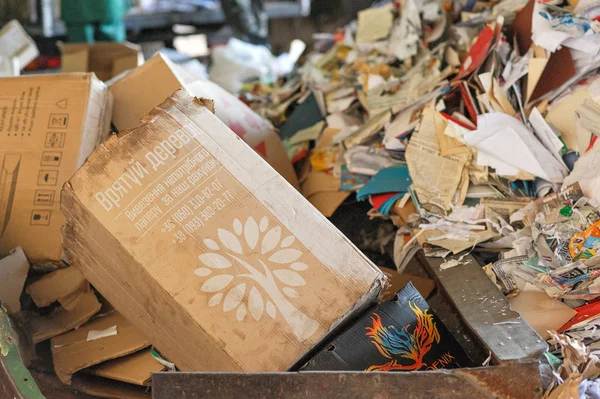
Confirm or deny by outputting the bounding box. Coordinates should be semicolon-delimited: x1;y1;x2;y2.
60;42;143;82
0;73;112;262
61;90;385;372
108;53;299;189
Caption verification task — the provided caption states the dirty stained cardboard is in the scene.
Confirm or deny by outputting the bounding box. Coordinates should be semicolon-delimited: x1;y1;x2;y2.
107;53;299;189
26;266;87;308
377;266;435;300
0;73;113;263
61;90;385;373
28;289;101;344
90;348;165;386
51;311;150;384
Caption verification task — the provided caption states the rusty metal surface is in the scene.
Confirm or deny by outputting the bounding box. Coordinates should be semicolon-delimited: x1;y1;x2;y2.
152;362;543;399
419;252;548;364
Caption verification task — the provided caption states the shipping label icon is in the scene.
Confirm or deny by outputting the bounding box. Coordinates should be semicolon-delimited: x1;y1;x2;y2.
48;113;69;129
41;151;62;167
30;210;51;226
38;170;58;186
34;190;55;206
45;132;66;148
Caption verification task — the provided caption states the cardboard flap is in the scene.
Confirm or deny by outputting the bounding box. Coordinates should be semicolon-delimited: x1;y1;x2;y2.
60;48;89;74
90;348;166;386
29;290;101;344
51;311;151;384
26;266;88;308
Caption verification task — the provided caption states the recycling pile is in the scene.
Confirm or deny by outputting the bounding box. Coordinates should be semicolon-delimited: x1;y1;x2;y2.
238;0;600;395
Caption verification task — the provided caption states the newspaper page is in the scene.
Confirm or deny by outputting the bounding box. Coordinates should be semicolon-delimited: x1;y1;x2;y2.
406;107;470;210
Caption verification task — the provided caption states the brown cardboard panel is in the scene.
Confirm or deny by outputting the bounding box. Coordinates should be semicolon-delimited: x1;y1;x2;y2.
108;55;182;132
307;191;350;217
377;267;435;300
60;42;142;82
0;73;112;262
300;171;341;198
61;90;385;372
26;266;87;308
0;246;29;314
29;290;101;344
90;348;165;386
51;311;151;384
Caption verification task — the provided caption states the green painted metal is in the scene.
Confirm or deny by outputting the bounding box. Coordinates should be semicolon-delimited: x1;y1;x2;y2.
0;309;45;399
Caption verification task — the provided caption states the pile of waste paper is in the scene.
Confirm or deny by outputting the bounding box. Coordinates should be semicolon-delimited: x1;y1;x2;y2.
233;0;600;395
9;0;600;396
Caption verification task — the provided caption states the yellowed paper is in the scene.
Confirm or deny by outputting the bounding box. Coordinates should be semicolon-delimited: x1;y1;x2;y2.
343;110;391;148
356;4;394;44
406;108;470;210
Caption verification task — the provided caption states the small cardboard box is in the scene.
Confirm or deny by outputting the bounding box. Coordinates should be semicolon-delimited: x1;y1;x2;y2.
108;53;299;189
60;42;143;82
0;73;112;262
302;283;472;372
61;90;385;372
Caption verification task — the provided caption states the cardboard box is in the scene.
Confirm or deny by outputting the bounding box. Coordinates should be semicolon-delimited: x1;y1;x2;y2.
0;73;113;263
302;283;472;372
60;42;143;82
108;53;299;189
0;20;39;76
61;90;385;372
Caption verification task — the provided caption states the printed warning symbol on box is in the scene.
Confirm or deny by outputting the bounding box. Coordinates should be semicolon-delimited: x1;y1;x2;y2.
34;190;55;206
45;132;65;148
38;170;58;186
48;114;69;129
30;210;51;226
55;98;68;109
41;151;62;167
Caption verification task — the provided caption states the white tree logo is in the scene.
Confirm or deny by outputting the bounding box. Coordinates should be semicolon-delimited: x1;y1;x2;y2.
194;216;320;342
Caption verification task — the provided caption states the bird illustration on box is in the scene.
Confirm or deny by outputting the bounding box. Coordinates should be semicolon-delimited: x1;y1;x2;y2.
365;302;441;371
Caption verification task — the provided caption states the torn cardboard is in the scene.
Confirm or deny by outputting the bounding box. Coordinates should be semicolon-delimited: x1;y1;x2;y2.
90;348;165;386
0;73;113;263
108;53;299;189
59;42;143;82
61;89;385;372
51;311;150;384
28;290;101;344
26;266;87;308
377;266;435;300
0;246;29;314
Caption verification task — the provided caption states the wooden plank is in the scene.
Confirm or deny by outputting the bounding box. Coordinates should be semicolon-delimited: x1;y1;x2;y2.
418;252;548;364
152;362;543;399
